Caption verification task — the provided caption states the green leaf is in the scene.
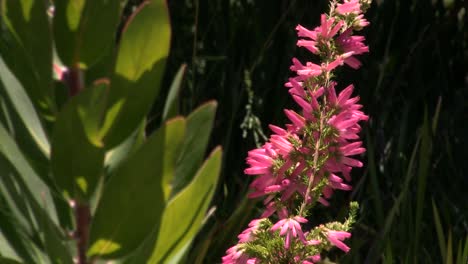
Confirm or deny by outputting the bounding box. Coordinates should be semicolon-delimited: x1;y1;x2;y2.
461;236;468;264
103;121;146;176
100;0;171;148
51;83;107;200
171;102;217;196
53;0;122;68
0;0;55;121
0;205;30;263
88;118;186;258
162;64;187;121
447;230;453;264
0;176;51;264
0;257;23;264
0;123;56;224
122;147;222;264
414;109;433;259
41;206;73;264
0;48;50;157
432;199;446;262
148;147;222;263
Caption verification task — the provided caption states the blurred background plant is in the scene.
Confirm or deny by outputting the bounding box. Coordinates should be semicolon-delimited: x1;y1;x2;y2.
0;0;222;263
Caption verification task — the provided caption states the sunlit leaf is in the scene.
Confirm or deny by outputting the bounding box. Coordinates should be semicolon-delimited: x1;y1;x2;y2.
171;101;217;196
51;83;107;200
162;64;187;121
88;118;186;258
53;0;122;68
100;0;171;148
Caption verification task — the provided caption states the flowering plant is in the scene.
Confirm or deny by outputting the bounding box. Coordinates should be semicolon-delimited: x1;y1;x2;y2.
223;0;371;263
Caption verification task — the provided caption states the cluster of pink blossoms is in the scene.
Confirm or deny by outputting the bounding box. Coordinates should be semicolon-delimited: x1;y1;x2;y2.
223;0;371;263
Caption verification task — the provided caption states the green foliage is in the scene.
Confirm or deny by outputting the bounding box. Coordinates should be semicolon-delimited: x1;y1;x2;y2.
101;0;171;148
0;0;55;121
0;0;222;263
53;0;122;68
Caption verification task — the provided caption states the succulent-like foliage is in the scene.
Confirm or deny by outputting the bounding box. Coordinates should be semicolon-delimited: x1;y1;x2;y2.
0;1;221;263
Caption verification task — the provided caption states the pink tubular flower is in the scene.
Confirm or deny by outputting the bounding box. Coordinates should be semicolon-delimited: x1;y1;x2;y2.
290;58;322;81
222;245;250;264
238;219;265;243
327;230;352;252
336;29;369;69
244;143;277;176
336;0;361;15
271;216;308;249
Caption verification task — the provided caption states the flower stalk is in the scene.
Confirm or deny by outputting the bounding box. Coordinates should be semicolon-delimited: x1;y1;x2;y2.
223;0;371;263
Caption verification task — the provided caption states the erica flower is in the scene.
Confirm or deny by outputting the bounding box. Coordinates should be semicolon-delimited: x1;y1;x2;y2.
327;230;352;252
238;219;265;243
271;216;308;249
222;245;248;264
336;0;361;15
336;29;369;69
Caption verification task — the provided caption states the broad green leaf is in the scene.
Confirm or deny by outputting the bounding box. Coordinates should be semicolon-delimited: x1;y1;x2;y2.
53;0;122;68
100;0;171;148
162;64;187;121
88;118;186;258
0;0;55;121
104;121;146;176
148;147;222;263
51;83;107;200
171;101;217;196
0;54;50;157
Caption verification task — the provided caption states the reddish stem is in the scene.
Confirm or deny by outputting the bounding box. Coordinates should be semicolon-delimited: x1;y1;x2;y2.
75;203;90;264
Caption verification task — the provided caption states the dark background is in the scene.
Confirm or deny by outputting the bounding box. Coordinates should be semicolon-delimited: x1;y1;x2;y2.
131;0;467;263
